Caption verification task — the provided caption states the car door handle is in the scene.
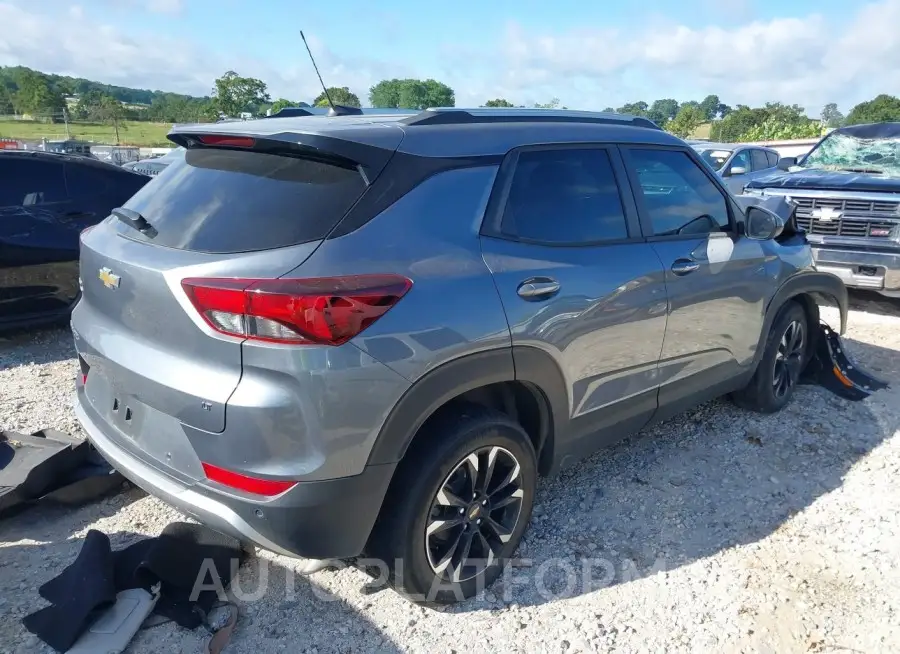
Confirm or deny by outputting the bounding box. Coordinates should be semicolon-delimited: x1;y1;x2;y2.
671;259;700;276
517;277;560;300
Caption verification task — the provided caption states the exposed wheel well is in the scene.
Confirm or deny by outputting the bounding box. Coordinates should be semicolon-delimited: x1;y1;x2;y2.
404;381;553;475
792;292;821;334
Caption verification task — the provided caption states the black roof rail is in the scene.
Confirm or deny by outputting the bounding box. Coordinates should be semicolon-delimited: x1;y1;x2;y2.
398;107;662;129
327;104;363;116
265;107;315;118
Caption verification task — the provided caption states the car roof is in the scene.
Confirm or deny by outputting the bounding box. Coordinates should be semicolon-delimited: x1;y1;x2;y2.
0;148;135;172
169;108;687;158
692;141;778;154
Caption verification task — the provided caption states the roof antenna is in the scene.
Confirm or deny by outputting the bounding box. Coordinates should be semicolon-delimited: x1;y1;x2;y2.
300;30;362;117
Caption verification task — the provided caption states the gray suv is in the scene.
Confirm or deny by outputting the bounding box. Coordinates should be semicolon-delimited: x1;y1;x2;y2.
690;141;782;194
72;108;848;603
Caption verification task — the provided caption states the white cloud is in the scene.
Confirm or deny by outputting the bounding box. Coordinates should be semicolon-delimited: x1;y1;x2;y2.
147;0;183;14
478;0;900;113
0;2;403;103
1;1;900;113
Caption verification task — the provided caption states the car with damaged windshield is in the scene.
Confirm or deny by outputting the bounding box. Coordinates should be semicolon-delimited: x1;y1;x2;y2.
72;107;882;604
690;141;782;194
743;121;900;298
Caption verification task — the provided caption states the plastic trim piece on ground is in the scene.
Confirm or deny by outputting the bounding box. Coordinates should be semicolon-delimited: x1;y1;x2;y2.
0;429;125;517
802;321;890;401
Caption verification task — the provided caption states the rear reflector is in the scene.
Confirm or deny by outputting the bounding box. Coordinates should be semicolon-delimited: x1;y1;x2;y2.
181;275;412;345
197;135;256;148
202;462;297;496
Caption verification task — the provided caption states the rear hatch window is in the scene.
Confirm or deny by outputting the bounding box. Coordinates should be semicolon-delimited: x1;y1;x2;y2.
119;147;368;253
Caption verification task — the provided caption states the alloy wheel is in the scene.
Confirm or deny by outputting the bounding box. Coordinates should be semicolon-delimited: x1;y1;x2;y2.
773;319;805;398
425;446;525;583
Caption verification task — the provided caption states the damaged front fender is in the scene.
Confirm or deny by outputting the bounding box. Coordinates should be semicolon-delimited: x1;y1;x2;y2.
802;322;889;401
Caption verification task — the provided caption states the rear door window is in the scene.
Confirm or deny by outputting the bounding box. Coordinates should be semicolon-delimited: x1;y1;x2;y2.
121;147;368;253
751;149;771;171
499;148;630;244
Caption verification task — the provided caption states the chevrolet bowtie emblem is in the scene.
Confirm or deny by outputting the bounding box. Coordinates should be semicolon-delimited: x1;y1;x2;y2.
98;267;121;289
811;207;842;222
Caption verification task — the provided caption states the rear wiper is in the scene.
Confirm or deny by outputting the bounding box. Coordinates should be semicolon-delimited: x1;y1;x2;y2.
112;207;157;238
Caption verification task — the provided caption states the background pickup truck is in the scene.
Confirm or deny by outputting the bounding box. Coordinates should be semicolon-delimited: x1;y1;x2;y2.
742;121;900;299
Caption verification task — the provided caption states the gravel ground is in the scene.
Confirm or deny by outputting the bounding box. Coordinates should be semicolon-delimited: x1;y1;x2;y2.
2;293;900;653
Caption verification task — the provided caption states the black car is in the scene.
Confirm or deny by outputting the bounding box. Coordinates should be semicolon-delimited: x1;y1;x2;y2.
0;150;150;330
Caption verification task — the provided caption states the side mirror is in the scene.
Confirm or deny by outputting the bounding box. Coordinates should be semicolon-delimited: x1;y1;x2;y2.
728;165;747;176
745;206;785;241
777;157;797;171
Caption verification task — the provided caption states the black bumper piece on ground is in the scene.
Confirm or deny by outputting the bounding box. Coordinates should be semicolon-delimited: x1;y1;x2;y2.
803;322;890;401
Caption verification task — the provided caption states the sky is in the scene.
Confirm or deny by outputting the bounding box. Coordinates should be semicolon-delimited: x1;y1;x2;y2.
1;0;899;115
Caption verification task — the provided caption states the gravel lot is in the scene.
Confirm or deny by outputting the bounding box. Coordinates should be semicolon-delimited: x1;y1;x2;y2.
2;293;900;653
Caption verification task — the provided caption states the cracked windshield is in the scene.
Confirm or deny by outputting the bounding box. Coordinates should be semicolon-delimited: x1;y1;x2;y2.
801;131;900;176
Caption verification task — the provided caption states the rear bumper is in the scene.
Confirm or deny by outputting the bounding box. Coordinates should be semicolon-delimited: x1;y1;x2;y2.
75;389;396;559
812;246;900;291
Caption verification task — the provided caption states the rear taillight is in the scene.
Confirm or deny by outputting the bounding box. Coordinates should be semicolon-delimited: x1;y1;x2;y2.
181;275;412;346
201;462;296;496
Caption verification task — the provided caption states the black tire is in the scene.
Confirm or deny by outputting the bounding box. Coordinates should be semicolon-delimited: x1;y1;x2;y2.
731;301;809;413
366;403;537;604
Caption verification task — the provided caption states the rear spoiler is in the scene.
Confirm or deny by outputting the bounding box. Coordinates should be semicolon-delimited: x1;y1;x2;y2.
165;128;399;184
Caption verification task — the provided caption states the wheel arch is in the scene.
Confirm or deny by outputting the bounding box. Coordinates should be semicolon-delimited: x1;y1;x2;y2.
753;270;849;368
366;347;569;476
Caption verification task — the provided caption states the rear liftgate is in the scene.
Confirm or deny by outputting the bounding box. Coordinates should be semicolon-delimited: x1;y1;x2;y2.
803;322;890;401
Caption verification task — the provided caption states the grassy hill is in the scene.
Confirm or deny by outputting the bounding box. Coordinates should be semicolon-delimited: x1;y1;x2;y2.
0;119;174;147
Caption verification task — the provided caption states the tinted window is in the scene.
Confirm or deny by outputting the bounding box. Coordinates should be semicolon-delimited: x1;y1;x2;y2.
766;151;779;167
501;148;629;244
0;158;67;206
628;148;729;236
751;149;771;171
66;163;113;200
729;150;751;173
121;148;368;253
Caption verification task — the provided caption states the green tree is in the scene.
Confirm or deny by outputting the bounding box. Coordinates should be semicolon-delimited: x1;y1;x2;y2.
95;94;127;143
648;98;679;125
712;102;821;141
313;86;361;108
369;78;454;109
845;94;900;125
270;98;299;114
820;102;845;128
710;105;773;142
74;88;105;119
666;104;705;138
212;71;270;117
483;98;516;107
533;98;561;109
14;70;65;121
617;101;649;117
0;85;16;114
602;106;616;113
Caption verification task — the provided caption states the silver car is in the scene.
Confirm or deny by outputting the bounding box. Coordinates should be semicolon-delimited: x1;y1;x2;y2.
691;142;781;194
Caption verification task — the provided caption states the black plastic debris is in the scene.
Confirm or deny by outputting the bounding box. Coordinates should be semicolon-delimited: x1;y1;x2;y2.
0;429;125;517
802;322;890;401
